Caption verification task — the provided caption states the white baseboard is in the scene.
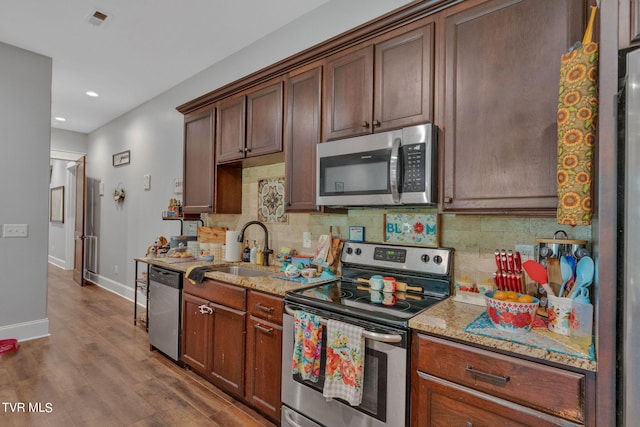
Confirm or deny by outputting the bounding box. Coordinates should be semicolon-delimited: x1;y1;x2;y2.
0;318;50;342
48;256;69;270
84;271;146;307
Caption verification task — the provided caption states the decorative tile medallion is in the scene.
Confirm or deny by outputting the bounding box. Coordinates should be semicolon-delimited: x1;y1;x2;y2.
258;177;288;224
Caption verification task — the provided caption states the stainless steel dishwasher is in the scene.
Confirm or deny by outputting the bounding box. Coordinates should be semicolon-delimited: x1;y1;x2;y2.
148;265;182;362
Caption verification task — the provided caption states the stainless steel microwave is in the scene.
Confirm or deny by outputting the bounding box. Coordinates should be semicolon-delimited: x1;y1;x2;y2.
316;123;437;207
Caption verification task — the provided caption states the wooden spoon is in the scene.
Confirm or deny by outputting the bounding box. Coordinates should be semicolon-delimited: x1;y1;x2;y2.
522;260;555;297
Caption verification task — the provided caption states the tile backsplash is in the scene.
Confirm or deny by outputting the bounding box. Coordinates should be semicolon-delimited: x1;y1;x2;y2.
205;163;592;283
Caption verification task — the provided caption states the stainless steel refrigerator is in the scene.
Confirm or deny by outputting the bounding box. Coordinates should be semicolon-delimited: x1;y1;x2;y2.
621;46;640;426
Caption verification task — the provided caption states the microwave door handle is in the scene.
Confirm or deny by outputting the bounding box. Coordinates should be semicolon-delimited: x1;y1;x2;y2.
389;137;401;204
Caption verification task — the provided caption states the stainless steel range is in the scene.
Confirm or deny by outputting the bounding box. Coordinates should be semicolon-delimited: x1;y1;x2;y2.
282;241;453;427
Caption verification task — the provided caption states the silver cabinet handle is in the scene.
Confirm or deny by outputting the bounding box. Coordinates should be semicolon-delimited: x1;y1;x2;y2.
465;365;510;384
198;304;213;315
255;303;274;313
372;119;381;127
361;121;370;128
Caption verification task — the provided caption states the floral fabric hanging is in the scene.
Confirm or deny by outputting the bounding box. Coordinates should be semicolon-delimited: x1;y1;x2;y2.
557;6;598;226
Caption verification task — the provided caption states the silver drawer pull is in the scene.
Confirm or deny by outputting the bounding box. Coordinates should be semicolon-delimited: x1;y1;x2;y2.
254;324;274;334
198;304;213;315
256;303;274;313
465;365;510;384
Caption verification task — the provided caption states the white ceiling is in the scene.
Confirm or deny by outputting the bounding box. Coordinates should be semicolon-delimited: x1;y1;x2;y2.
0;0;330;134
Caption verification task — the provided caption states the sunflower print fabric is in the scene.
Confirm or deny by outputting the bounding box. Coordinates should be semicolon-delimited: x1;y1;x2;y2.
556;41;598;226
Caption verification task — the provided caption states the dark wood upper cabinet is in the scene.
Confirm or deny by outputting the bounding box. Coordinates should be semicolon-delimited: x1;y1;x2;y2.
374;23;434;132
284;65;322;211
183;108;215;214
216;78;284;165
440;0;587;214
324;45;374;140
621;0;640;48
246;80;284;157
216;94;246;163
323;19;435;141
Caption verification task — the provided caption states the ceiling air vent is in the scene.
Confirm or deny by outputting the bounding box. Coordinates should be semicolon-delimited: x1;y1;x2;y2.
87;10;108;26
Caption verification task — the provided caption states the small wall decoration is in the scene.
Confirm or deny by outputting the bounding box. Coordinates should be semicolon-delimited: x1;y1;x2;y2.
113;183;126;204
384;212;439;247
112;150;130;167
258;177;288;223
50;186;64;223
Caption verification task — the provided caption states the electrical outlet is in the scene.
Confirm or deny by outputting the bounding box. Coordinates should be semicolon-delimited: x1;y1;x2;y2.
303;232;312;248
515;244;537;261
2;224;28;237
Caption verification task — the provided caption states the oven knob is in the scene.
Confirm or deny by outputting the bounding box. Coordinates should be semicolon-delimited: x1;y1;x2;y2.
355;248;362;255
433;255;443;264
346;247;353;255
421;254;430;263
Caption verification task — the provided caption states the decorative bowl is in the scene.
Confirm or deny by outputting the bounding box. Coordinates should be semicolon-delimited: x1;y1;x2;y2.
484;291;539;332
200;255;214;262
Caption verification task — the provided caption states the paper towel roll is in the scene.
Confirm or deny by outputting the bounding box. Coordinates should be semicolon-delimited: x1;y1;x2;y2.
225;230;242;262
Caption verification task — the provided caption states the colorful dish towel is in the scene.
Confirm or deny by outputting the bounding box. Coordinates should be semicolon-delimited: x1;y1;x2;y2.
291;311;323;382
322;319;365;406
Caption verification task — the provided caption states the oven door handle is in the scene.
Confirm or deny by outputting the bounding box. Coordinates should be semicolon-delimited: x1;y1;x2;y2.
284;305;403;343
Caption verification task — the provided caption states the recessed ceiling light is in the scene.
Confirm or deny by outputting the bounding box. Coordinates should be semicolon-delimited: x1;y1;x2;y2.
86;91;99;97
54;117;66;122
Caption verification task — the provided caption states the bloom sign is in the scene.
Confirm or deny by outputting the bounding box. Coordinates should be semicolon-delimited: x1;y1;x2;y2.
384;213;438;247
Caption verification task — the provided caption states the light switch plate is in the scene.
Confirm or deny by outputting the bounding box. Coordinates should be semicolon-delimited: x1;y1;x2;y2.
143;174;151;190
3;224;28;237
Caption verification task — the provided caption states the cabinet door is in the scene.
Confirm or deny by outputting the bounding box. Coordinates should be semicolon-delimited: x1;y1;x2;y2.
209;302;246;397
374;22;434;132
412;372;573;427
441;0;586;213
246;79;284;157
183;109;215;214
181;292;211;374
620;0;640;49
216;94;246;163
285;66;322;211
245;316;283;421
323;45;374;140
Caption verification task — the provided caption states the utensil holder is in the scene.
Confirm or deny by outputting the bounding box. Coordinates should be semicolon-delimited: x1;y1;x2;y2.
546;295;573;336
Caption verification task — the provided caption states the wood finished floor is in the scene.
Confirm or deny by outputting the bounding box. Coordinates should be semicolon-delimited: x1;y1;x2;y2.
0;265;278;427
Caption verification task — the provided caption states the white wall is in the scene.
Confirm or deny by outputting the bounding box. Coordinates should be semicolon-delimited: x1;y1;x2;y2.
86;0;412;300
0;41;52;341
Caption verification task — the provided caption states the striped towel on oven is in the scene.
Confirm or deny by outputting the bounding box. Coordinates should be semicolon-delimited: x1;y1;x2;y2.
322;319;365;406
291;311;323;382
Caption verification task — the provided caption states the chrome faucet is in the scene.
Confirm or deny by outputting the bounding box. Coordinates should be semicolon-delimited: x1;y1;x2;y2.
237;221;273;266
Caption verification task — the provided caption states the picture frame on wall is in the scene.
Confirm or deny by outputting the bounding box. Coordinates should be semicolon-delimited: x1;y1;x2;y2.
112;150;130;167
384;212;439;247
50;186;64;223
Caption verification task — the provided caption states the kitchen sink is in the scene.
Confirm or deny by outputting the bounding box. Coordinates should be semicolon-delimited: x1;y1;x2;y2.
210;265;271;277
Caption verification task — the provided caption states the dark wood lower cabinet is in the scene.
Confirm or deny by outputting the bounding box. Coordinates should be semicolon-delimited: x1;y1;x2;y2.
181;286;283;423
181;292;210;374
245;316;282;421
413;373;577;427
209;302;246;397
181;291;246;399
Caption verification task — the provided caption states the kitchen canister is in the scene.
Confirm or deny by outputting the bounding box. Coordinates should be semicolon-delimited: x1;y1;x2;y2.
224;230;242;262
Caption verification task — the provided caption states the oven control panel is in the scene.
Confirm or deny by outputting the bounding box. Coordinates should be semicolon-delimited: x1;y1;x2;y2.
373;247;407;263
342;242;452;277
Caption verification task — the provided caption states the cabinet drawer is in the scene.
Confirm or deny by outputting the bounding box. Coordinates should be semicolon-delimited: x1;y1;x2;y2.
414;372;582;427
415;334;585;424
183;278;246;311
247;291;283;325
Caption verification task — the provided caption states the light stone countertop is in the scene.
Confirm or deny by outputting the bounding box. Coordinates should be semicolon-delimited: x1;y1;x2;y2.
409;298;597;372
137;257;322;296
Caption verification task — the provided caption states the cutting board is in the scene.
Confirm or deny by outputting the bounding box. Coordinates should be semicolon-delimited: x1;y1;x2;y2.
197;226;227;244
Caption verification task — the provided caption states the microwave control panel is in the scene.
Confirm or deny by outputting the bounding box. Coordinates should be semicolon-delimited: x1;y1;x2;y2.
401;144;425;193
